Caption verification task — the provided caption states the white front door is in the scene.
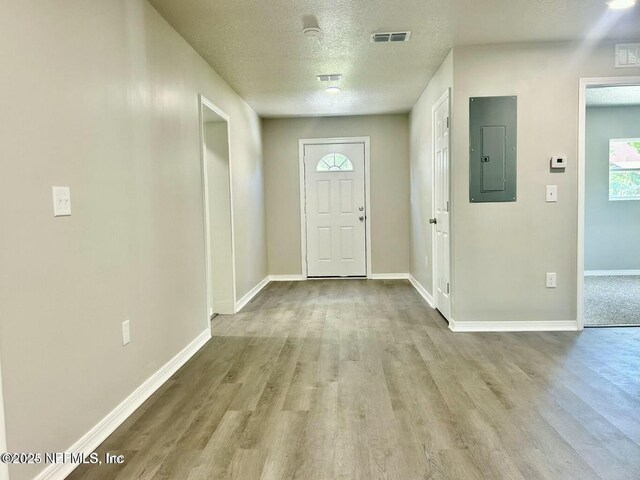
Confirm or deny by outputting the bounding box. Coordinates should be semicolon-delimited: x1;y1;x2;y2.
433;92;452;320
304;142;366;277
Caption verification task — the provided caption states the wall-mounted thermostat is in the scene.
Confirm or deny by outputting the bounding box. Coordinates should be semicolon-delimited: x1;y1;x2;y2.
550;156;567;169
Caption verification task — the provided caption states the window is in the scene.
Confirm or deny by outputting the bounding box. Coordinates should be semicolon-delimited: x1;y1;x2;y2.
609;138;640;200
316;154;354;172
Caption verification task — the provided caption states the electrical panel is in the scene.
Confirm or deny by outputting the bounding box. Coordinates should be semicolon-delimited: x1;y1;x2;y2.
469;96;517;203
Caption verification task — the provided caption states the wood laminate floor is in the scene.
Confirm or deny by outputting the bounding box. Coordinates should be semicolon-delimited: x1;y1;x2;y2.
68;280;640;480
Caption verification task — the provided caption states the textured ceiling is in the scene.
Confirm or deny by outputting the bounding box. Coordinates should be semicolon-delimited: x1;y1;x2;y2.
587;85;640;106
148;0;640;117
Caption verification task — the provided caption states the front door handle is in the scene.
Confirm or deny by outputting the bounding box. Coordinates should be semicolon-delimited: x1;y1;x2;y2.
429;218;437;224
359;216;365;222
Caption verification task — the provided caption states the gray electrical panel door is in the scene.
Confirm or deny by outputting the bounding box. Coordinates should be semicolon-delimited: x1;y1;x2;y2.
469;96;517;202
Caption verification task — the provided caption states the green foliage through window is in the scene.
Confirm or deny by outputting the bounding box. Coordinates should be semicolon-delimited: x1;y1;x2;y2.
609;138;640;201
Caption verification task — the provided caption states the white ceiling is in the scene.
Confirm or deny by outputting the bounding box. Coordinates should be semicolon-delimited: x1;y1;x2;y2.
587;85;640;106
148;0;640;117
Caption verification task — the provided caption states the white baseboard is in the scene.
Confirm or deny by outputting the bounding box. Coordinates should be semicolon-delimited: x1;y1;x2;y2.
235;276;270;312
370;273;410;280
268;274;305;281
584;269;640;276
408;275;435;308
34;329;211;480
448;319;579;332
268;274;411;281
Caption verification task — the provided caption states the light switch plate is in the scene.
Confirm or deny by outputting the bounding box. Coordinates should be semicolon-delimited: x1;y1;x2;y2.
52;186;71;216
545;185;558;203
122;320;130;346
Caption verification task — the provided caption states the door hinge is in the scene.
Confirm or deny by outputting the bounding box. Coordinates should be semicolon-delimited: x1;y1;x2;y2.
446;283;450;294
446;200;449;212
446;116;450;129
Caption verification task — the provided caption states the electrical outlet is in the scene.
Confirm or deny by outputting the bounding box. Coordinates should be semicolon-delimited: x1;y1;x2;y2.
122;320;130;346
546;272;557;288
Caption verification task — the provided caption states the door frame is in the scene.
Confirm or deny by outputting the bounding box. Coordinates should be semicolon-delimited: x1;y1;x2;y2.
577;76;640;329
199;94;237;319
298;137;372;279
431;88;452;317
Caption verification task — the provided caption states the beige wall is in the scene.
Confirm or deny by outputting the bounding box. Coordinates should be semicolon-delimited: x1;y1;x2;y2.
0;358;7;480
262;115;410;276
409;51;453;293
450;42;640;323
0;1;266;479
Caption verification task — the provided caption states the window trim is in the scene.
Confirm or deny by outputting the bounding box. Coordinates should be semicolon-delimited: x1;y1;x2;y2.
316;153;354;172
608;137;640;201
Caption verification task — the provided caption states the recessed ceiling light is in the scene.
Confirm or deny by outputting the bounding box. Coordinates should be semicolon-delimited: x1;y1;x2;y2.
325;86;341;94
608;0;636;9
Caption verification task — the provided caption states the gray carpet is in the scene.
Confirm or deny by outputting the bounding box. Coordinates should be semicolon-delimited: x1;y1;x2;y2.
584;275;640;327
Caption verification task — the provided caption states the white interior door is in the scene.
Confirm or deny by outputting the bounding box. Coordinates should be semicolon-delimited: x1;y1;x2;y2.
433;93;452;320
304;143;366;277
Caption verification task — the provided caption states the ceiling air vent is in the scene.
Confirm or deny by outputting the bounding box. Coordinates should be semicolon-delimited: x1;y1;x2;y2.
371;31;411;43
317;74;342;82
615;43;640;68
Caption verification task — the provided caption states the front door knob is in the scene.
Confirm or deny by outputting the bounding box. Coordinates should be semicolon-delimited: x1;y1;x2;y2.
359;216;365;222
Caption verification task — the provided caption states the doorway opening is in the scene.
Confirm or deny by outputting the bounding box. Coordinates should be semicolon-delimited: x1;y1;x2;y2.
298;137;372;279
199;95;236;319
431;89;452;322
578;78;640;328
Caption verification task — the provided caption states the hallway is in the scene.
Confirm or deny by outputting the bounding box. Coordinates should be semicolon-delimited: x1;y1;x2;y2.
68;280;640;480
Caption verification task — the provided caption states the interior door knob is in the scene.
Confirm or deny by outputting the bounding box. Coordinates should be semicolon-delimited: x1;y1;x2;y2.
429;218;437;224
359;216;365;221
